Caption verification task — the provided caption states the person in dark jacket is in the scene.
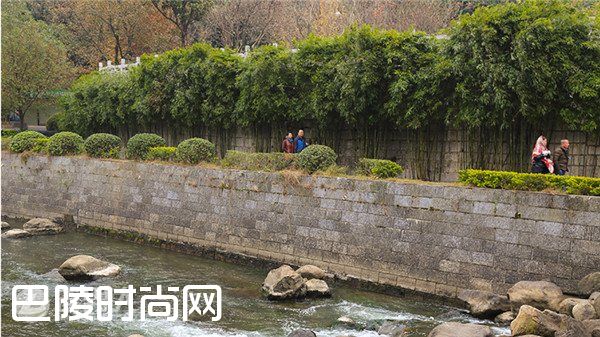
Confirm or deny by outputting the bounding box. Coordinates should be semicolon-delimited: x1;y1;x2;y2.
282;132;295;153
531;135;553;174
553;139;570;175
294;129;308;153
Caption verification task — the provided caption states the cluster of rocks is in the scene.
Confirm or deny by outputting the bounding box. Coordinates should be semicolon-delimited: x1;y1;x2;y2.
1;218;63;238
440;272;600;337
262;265;331;300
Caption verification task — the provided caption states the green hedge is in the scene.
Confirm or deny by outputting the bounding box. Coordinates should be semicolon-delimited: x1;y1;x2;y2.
126;133;166;159
84;133;121;158
357;158;404;179
221;150;296;171
9;130;46;153
458;169;600;196
47;131;84;156
296;145;337;173
147;146;176;161
58;1;600;137
175;138;215;164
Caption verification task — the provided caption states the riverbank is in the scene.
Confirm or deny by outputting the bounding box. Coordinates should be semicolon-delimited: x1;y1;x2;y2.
2;152;599;299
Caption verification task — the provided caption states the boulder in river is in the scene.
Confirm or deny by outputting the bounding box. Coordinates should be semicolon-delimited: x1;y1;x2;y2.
262;265;306;300
580;273;600;297
22;218;63;235
559;297;588;316
296;265;326;279
507;280;564;312
573;301;598;321
287;329;316;337
2;229;32;239
495;311;515;325
458;289;511;318
1;221;10;230
305;278;331;298
510;305;590;337
58;255;121;281
427;322;493;337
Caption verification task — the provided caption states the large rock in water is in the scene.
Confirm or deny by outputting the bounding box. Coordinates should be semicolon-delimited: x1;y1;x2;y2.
573;301;598;321
296;265;326;279
58;255;121;281
580;273;600;297
305;278;331;298
2;229;32;239
427;322;493;337
1;221;10;230
508;281;564;312
22;218;63;235
559;297;589;316
458;289;511;318
510;305;590;337
262;265;306;300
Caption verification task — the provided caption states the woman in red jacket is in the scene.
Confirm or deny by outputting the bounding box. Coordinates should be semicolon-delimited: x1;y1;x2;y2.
282;132;295;153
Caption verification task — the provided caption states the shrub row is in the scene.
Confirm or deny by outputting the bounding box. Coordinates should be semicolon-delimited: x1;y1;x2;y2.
458;169;600;196
58;1;600;137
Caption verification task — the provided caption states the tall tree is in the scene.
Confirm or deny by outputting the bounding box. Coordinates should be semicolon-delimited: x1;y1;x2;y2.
2;1;72;129
151;0;213;47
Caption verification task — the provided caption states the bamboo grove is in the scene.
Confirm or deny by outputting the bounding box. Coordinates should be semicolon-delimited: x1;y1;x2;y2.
58;1;600;138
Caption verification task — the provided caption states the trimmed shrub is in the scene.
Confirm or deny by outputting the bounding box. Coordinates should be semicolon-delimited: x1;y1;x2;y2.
357;158;404;179
221;150;295;171
147;146;176;161
175;138;216;164
31;138;50;153
9;130;46;153
296;145;337;173
84;133;121;158
126;133;166;159
47;131;84;156
1;129;20;137
458;169;600;196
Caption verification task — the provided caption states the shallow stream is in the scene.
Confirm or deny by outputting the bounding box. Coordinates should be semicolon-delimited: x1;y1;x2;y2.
1;218;509;337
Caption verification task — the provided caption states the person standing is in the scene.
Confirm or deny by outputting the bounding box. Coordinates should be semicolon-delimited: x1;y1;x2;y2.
294;129;308;153
282;132;295;154
553;139;570;175
531;135;554;174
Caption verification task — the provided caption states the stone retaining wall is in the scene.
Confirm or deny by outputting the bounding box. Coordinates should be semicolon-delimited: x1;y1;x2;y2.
2;152;598;297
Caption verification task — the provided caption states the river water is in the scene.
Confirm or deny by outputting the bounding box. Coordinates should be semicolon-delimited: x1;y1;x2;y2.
1;218;510;337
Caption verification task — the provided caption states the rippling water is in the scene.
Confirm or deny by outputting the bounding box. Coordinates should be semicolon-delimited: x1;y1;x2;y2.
1;218;510;337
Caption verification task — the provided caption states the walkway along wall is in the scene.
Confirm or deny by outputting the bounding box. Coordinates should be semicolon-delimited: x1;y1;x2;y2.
116;124;600;182
2;152;599;297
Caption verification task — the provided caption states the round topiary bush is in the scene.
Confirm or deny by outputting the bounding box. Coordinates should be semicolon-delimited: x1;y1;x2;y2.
47;131;84;156
84;133;121;158
126;133;166;159
175;138;216;164
9;130;46;153
296;145;337;173
357;158;404;179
